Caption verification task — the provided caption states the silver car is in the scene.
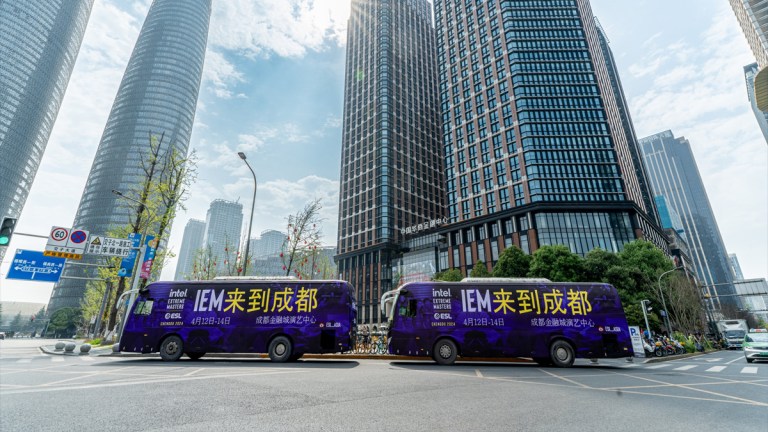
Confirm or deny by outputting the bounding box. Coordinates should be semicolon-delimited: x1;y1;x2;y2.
743;330;768;363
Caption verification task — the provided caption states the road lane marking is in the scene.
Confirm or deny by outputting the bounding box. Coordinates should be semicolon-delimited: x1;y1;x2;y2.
610;372;768;406
475;369;483;378
539;369;590;388
726;357;744;364
706;366;726;372
706;358;723;362
185;368;205;376
79;356;94;362
646;364;668;369
674;365;697;371
741;367;758;374
51;357;64;362
15;359;31;364
0;369;309;395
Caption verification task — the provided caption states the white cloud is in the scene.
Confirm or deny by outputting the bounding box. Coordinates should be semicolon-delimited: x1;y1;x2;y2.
209;0;349;58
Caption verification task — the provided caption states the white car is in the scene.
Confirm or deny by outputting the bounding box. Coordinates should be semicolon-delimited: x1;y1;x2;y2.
743;329;768;363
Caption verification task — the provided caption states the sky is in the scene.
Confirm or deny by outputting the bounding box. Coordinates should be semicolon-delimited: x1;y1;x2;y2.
1;0;766;305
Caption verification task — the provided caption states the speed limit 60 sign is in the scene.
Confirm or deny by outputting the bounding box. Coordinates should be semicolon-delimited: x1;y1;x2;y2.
44;226;89;260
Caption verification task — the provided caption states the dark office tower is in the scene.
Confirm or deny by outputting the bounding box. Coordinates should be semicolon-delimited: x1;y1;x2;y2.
48;0;211;311
434;0;666;275
744;63;768;143
336;0;444;324
0;1;94;261
174;219;205;281
638;131;736;310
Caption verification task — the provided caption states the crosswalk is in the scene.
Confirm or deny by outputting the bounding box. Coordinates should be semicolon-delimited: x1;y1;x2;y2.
627;361;762;374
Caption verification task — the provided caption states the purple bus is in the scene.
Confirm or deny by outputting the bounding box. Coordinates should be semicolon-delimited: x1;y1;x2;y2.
119;278;357;362
381;278;633;367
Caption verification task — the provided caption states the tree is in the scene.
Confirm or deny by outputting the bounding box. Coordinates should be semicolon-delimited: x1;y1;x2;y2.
100;132;197;333
492;245;530;277
470;260;491;277
10;312;22;333
281;199;323;278
189;245;218;280
528;245;584;282
48;308;82;338
664;273;706;334
581;248;620;282
221;236;244;276
433;269;463;281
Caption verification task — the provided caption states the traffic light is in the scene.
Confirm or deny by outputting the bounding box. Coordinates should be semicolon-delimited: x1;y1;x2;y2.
0;217;17;246
641;299;653;313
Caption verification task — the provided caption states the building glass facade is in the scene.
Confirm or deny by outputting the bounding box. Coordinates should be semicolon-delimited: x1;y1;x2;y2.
48;0;211;311
638;130;736;311
174;218;205;281
433;0;666;276
0;0;93;260
730;0;768;68
337;0;445;325
203;199;243;275
744;63;768;144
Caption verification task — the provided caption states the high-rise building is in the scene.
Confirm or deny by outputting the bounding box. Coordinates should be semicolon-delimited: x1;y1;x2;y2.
48;0;211;311
174;219;205;280
638;130;736;310
203;199;243;274
729;253;745;281
730;0;768;68
249;229;287;258
744;63;768;143
0;1;94;260
434;0;666;275
336;0;444;323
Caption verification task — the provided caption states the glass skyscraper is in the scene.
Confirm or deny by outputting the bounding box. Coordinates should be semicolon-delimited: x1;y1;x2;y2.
48;0;211;311
744;63;768;144
638;130;736;311
434;0;665;276
336;0;445;323
174;218;205;281
0;1;94;260
730;0;768;68
203;199;243;275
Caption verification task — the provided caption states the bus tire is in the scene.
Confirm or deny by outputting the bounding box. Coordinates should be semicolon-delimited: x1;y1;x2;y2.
268;336;292;363
433;339;458;365
549;340;575;368
159;335;184;362
186;352;205;360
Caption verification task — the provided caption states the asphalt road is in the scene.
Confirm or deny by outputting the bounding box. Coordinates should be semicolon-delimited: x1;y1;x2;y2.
1;339;765;431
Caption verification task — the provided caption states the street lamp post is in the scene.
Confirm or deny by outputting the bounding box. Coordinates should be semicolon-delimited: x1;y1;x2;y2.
640;299;652;341
657;268;678;334
238;152;257;276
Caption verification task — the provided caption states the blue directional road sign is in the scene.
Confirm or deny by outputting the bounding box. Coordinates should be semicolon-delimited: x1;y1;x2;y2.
6;249;66;282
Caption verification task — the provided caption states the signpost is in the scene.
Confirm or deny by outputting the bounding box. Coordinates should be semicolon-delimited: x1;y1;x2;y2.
6;249;66;283
86;235;132;257
629;326;646;358
44;226;89;259
118;233;142;277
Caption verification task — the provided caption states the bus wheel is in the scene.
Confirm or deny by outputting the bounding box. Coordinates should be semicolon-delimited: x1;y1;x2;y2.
268;336;292;363
159;335;184;361
549;340;575;368
186;352;205;360
434;339;458;365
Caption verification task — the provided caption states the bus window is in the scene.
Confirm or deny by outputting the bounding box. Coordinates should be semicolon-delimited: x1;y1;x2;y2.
398;299;417;317
134;300;154;316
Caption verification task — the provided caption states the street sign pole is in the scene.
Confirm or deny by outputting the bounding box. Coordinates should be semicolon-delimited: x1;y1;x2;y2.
93;280;112;338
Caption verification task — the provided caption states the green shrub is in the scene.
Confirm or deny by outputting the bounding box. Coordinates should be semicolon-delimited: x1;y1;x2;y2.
86;338;102;346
